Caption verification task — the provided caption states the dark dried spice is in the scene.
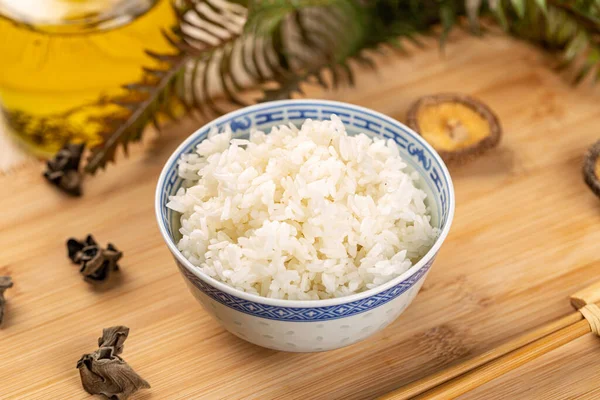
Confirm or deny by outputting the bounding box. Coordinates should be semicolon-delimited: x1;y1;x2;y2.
0;276;13;326
44;143;84;196
67;235;122;282
77;326;150;400
583;140;600;198
406;93;502;164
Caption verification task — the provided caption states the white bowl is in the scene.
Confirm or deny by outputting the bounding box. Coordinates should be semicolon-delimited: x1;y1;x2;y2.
156;100;455;352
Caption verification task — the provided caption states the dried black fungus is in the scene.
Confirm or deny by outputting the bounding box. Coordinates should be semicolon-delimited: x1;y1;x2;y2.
584;140;600;198
406;93;502;164
77;326;150;400
0;276;13;326
44;143;84;196
67;235;122;282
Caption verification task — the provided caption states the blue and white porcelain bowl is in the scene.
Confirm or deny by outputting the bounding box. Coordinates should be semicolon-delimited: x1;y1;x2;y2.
155;100;454;352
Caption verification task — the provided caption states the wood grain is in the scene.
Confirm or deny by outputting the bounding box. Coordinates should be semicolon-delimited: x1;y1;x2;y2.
1;31;600;400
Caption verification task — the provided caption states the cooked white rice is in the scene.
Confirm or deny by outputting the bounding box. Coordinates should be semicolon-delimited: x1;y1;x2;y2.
168;115;438;300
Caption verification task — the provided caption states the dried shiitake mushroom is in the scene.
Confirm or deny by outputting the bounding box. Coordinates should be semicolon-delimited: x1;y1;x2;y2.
406;93;502;163
583;140;600;198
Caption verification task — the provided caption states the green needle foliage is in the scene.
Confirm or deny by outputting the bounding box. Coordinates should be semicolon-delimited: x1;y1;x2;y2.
84;0;600;174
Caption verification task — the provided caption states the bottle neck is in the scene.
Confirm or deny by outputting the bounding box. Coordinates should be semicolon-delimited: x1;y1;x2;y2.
0;0;159;34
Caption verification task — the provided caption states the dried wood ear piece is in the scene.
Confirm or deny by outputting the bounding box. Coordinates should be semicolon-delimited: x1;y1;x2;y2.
44;143;84;196
77;326;150;400
67;235;122;282
584;140;600;198
406;93;502;164
0;276;13;326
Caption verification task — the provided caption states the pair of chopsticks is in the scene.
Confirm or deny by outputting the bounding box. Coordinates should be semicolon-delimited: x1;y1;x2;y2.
378;280;600;399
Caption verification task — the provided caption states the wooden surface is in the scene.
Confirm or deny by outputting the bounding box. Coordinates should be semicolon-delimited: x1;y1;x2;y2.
1;31;600;400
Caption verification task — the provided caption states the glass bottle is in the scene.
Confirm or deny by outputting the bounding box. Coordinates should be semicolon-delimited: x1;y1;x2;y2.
0;0;176;157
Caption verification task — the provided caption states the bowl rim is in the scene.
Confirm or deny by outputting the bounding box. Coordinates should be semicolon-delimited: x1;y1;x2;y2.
155;99;455;308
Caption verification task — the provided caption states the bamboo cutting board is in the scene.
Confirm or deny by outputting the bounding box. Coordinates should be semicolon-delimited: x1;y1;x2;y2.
1;31;600;400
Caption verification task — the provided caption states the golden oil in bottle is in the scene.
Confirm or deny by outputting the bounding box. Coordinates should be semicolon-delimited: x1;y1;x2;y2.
0;0;177;157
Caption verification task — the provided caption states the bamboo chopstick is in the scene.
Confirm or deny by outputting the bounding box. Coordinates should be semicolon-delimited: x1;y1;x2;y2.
411;319;591;399
571;281;600;309
377;312;583;400
378;279;600;400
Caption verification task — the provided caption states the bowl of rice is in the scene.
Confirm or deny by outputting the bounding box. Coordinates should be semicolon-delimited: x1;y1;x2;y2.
156;100;454;352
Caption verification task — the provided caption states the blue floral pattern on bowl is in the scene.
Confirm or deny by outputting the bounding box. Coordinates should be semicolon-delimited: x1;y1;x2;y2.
175;257;435;321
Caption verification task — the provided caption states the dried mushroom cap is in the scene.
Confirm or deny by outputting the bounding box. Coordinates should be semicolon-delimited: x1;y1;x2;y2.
98;326;130;356
0;276;13;326
77;326;150;400
44;143;84;196
67;235;122;283
67;235;97;262
406;93;502;163
583;140;600;198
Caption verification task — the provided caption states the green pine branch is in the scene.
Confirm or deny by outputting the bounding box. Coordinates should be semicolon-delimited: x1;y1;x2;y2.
82;0;600;175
